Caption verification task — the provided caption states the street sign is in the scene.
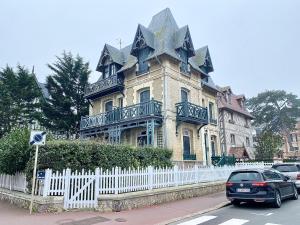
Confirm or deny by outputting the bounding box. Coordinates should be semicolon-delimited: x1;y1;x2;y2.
37;170;45;180
29;131;46;145
29;130;46;214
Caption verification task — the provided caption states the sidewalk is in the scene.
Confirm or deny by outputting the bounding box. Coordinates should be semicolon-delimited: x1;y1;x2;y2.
0;191;229;225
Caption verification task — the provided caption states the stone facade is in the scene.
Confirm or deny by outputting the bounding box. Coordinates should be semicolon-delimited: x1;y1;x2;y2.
82;8;220;165
217;86;255;159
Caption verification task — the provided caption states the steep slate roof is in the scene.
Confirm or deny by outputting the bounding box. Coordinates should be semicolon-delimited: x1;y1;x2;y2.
218;86;254;119
96;8;214;79
202;76;219;93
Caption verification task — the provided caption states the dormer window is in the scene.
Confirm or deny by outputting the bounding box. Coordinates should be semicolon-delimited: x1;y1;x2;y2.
178;48;189;74
103;63;118;79
137;48;150;75
131;26;153;75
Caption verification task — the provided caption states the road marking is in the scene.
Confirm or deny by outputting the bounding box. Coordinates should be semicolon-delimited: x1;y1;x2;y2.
251;212;274;216
265;223;281;225
218;218;249;225
176;215;217;225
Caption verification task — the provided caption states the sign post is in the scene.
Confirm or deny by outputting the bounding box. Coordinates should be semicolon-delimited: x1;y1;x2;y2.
29;131;46;214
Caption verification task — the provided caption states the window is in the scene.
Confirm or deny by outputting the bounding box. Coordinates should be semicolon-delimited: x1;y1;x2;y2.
137;48;150;75
105;101;113;112
110;64;116;75
103;66;109;79
178;49;189;74
137;131;147;147
140;89;150;103
246;137;250;147
230;134;236;145
245;118;249;127
229;112;234;123
229;172;261;182
118;97;123;108
209;102;214;119
183;129;191;156
181;89;188;102
263;171;282;181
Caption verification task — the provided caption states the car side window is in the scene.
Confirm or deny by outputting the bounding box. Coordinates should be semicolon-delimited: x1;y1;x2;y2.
263;171;282;181
272;172;283;181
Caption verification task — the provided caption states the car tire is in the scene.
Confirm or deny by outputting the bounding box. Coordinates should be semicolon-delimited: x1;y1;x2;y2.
292;186;298;200
273;190;282;208
231;200;241;206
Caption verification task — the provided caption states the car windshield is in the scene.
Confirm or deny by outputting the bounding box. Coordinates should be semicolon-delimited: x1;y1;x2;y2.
273;165;299;172
228;172;261;182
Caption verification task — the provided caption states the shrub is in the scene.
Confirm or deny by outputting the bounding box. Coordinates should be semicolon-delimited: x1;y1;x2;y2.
25;140;173;179
0;128;32;175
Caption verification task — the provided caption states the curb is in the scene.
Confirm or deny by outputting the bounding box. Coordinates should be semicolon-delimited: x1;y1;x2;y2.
155;201;231;225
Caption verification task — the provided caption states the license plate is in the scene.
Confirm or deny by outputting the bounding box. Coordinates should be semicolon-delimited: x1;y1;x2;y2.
237;188;250;193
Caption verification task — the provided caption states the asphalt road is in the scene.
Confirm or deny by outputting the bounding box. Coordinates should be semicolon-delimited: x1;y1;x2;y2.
170;198;300;225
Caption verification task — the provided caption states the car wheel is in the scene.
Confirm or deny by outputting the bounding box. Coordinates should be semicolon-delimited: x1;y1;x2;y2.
273;190;282;208
292;186;298;200
231;200;241;206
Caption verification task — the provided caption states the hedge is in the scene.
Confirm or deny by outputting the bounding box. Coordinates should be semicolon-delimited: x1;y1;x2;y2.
25;140;173;179
0;128;32;175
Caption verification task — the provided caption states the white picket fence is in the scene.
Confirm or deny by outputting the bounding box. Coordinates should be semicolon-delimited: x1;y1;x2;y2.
0;162;273;209
0;172;27;193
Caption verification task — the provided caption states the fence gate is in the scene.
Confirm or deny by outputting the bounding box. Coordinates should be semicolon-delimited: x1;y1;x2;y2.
63;168;99;209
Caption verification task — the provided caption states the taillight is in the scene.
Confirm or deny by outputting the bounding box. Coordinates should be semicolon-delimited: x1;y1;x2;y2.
252;182;268;187
297;174;300;180
226;182;233;187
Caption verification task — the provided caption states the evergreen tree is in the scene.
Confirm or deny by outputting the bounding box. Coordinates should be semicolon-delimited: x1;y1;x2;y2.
41;52;90;137
0;65;42;137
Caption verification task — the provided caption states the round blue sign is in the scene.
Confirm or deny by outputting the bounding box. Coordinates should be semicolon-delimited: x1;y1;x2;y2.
33;134;43;143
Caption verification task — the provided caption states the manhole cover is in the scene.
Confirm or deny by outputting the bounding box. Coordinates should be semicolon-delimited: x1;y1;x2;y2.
115;218;127;223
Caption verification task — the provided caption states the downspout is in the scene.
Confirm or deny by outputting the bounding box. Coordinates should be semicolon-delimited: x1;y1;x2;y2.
154;54;168;148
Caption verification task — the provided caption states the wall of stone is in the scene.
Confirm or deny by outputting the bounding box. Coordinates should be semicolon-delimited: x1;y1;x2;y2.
0;188;63;213
97;181;225;212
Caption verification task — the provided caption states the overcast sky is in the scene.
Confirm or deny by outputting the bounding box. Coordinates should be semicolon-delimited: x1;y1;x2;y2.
1;0;299;98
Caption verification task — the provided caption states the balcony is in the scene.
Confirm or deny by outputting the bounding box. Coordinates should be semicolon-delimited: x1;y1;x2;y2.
175;102;208;125
209;118;218;125
84;74;124;100
80;100;163;131
183;154;196;160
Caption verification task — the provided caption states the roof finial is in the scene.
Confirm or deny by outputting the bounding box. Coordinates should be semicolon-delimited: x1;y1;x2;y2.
116;38;122;50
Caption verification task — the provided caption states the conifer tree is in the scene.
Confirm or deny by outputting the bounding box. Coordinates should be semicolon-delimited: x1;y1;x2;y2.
41;52;90;137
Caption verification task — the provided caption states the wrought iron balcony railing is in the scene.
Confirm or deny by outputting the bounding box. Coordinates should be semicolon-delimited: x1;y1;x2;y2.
80;100;163;130
84;74;124;99
183;154;196;160
176;101;208;125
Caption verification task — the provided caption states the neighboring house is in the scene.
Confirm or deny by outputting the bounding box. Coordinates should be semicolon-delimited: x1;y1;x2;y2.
282;118;300;159
80;8;220;164
217;86;255;160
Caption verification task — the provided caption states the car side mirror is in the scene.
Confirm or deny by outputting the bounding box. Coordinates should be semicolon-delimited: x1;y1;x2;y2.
284;176;290;181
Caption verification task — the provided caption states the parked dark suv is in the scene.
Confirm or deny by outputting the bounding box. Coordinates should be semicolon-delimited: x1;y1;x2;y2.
226;169;298;208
